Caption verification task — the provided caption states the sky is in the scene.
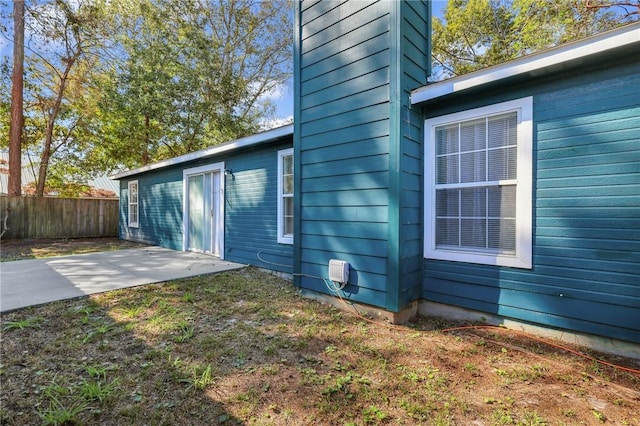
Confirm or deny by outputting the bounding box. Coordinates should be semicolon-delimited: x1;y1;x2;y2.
1;1;449;125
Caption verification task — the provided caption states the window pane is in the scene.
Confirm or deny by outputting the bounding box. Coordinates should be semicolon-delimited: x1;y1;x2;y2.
284;197;293;235
428;100;529;263
460;151;486;183
436;189;459;217
436;154;459;184
488;219;516;252
283;154;293;174
284;217;293;235
460;118;486;152
130;183;137;203
488;186;516;218
284;197;293;216
436;218;459;246
488;112;517;149
131;205;138;223
460;187;486;217
488;146;517;181
284;175;293;194
436;124;458;155
461;218;486;248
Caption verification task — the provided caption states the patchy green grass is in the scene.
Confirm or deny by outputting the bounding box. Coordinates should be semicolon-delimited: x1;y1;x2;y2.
1;267;639;425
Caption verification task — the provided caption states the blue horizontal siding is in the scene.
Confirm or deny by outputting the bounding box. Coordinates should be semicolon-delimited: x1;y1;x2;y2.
298;0;395;306
425;275;640;343
301;279;387;310
300;11;389;68
302;188;390;207
224;143;293;274
301;206;388;223
393;0;429;308
301;83;390;121
301;33;390;83
296;1;430;311
302;136;388;164
301;1;383;47
301;120;390;151
301;248;387;276
302;152;388;178
119;168;184;250
119;138;294;274
302;172;388;193
300;103;391;137
301;49;390;96
422;59;640;342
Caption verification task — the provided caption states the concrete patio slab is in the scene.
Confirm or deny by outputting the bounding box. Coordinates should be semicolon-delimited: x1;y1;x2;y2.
0;246;245;312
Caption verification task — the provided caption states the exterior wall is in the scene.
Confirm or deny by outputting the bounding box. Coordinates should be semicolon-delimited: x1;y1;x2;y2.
393;1;430;309
224;144;294;274
119;168;184;250
118;139;294;274
294;0;430;311
421;60;640;343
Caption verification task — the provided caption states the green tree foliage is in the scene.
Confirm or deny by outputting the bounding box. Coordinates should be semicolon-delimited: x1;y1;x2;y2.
1;0;113;196
432;0;639;79
1;0;292;195
95;0;292;168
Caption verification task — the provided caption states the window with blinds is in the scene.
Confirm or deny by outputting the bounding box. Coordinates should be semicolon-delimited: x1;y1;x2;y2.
435;112;517;253
425;98;532;268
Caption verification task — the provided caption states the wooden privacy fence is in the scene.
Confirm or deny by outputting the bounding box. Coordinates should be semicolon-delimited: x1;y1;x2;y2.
0;196;119;239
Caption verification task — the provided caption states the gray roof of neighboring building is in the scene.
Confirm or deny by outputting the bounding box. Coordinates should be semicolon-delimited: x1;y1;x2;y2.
0;151;120;197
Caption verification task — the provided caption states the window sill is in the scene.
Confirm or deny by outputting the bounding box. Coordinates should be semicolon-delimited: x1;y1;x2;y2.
425;248;531;269
278;237;293;245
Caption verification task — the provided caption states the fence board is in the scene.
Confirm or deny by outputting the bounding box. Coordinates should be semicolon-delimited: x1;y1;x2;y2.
0;196;118;239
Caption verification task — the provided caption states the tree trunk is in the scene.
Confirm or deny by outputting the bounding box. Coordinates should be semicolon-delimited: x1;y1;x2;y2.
8;0;25;196
35;56;76;197
143;114;150;165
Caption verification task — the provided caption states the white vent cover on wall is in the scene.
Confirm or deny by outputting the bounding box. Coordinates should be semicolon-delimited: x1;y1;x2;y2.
328;259;350;284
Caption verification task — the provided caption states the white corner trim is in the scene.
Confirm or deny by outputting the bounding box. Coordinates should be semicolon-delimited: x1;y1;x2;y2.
411;23;640;104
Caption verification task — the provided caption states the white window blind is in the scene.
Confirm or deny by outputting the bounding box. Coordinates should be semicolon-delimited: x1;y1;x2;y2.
435;112;517;253
425;97;532;269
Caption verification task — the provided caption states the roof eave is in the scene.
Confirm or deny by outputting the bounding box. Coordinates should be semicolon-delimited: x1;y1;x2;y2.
411;23;640;105
111;124;294;180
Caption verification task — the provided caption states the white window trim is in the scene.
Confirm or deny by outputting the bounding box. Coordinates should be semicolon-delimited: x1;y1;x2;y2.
424;97;533;269
277;148;294;245
128;180;139;228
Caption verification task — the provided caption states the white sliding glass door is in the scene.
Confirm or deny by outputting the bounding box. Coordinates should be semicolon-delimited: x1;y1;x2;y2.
184;163;224;257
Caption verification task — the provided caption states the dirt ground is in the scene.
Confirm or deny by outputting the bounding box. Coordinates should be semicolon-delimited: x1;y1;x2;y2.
1;239;639;425
0;237;146;262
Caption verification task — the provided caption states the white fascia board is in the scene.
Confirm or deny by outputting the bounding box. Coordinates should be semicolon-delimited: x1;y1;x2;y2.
111;124;294;180
411;23;640;105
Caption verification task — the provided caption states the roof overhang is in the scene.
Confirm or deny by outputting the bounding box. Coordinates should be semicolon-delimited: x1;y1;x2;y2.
111;124;293;180
411;23;640;105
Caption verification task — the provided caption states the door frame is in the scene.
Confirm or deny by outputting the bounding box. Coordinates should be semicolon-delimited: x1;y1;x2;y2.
182;162;225;258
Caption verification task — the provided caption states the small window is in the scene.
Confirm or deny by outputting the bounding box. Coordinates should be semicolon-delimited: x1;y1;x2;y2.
424;97;532;268
277;148;293;244
128;180;139;228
